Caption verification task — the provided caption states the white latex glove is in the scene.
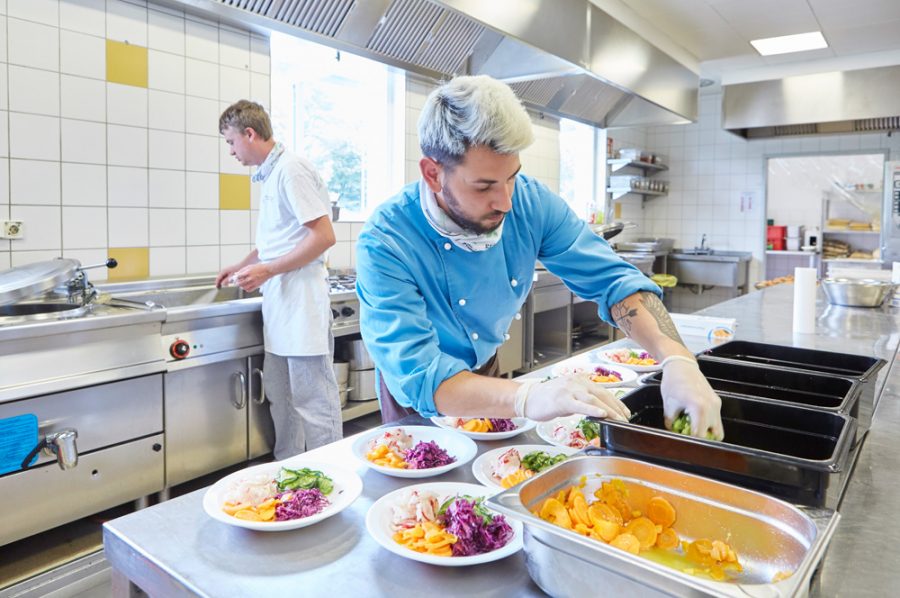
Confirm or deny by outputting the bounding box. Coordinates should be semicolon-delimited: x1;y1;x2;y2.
659;357;724;440
522;373;631;422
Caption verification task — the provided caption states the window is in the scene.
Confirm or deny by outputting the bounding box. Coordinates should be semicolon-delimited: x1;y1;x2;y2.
271;33;405;221
558;118;600;222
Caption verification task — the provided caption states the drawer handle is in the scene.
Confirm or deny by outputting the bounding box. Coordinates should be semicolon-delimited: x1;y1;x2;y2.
233;371;247;409
252;367;266;404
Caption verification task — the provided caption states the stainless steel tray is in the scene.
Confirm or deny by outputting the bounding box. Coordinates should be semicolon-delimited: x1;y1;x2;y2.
486;454;839;598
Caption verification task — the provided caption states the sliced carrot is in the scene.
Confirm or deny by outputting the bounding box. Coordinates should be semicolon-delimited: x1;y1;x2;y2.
647;496;677;528
656;527;679;550
624;516;659;550
610;533;641;555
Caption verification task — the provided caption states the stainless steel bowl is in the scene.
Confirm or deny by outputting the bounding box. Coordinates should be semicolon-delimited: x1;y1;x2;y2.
821;278;893;307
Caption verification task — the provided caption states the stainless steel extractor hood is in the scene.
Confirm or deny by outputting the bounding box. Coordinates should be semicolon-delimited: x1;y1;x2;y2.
723;65;900;139
165;0;698;128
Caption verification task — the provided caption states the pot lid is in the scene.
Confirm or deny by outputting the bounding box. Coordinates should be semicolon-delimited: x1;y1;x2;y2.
0;258;82;306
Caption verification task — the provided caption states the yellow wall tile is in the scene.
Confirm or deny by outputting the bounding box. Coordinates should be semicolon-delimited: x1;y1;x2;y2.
219;174;251;210
107;247;150;280
106;40;148;88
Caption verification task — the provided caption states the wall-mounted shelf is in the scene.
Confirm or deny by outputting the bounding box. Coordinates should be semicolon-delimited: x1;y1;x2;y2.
822;229;880;235
607;159;669;174
822;258;884;264
607;188;667;201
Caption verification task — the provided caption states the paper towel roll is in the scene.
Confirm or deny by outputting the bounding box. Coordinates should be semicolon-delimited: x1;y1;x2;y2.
792;267;817;334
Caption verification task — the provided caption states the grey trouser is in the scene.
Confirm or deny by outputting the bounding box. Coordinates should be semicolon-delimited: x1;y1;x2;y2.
264;346;342;460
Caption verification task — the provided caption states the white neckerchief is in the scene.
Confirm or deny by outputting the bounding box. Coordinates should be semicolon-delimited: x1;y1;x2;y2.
252;142;285;183
419;179;503;252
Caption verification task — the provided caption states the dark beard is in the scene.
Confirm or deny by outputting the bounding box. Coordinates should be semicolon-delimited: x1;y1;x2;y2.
441;184;505;235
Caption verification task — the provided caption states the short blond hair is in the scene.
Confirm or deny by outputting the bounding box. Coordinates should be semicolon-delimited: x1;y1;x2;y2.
418;75;534;166
219;100;273;140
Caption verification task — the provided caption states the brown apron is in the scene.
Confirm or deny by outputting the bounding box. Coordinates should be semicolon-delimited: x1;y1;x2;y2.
378;355;501;424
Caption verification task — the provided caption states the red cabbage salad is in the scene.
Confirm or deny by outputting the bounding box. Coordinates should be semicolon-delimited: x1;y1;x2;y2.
450;417;518;433
390;489;514;557
366;429;456;469
220;467;335;522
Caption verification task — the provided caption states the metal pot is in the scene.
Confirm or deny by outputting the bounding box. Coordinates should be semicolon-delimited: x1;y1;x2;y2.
348;369;377;402
347;340;374;370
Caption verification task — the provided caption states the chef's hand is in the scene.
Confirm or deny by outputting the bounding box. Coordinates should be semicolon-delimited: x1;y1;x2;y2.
660;357;724;440
523;373;631;422
215;265;239;289
232;263;274;293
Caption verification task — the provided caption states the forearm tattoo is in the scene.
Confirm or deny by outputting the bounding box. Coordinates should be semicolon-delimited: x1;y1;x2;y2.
611;292;686;346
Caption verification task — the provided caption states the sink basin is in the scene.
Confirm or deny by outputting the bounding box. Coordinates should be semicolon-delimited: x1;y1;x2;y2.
670;249;752;262
110;285;259;309
668;250;751;288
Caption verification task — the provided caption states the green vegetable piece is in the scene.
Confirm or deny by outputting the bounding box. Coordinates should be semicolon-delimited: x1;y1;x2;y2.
521;451;567;473
576;418;601;441
276;467;334;494
670;413;718;441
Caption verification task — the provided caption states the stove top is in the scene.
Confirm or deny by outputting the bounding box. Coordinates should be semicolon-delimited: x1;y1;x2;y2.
328;274;356;295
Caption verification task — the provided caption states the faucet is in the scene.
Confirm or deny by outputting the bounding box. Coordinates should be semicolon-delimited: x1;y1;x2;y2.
699;234;708;252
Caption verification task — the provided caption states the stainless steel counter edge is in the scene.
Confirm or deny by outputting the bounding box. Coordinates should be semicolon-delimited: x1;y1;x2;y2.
0;308;166;342
162;297;263;323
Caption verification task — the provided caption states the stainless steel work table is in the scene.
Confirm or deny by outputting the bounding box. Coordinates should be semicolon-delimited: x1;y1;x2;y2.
103;284;900;597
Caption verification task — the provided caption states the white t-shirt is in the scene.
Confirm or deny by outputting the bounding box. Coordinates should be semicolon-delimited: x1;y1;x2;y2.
256;149;332;356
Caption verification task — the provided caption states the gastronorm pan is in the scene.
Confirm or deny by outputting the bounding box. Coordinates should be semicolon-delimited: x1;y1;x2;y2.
600;386;855;508
642;358;860;416
486;454;839;598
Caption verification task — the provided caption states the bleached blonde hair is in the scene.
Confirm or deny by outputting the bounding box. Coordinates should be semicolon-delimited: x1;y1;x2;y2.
418;75;534;166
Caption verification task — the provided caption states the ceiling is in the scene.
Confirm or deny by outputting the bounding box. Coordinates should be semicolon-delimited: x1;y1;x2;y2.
592;0;900;85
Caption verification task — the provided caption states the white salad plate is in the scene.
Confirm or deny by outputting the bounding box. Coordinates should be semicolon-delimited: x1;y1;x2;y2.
202;460;362;531
549;360;638;387
594;347;662;372
351;425;477;478
471;444;579;490
430;416;536;441
365;481;523;567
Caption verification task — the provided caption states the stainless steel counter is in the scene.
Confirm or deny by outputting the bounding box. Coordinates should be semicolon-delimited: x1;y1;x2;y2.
103;284;900;597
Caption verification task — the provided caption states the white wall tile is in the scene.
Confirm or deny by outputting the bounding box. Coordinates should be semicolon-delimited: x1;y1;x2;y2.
333;222;351;242
220;244;251;268
148;50;185;94
186;245;218;273
8;18;59;70
185;171;217;208
148;90;184;131
249;209;257;244
0;159;9;204
148;8;183;55
328;241;351;269
148;130;185;170
61;75;106;121
0;112;6;157
62;206;106;249
60;30;105;80
108;206;148;246
60;119;106;164
11;250;62;266
185;134;218;172
60;0;104;36
249;36;269;74
10;159;60;205
149;208;185;246
62;249;108;279
62;163;106;205
0;65;7;109
185;58;217;99
10;113;60;160
9;204;61;250
0;253;10;270
107;125;147;167
8;65;60;116
219;28;249;70
149;169;185;208
108;166;147;207
185;19;217;62
107;83;148;126
249;72;269;110
150;246;186;276
185;96;219;136
106;0;147;46
8;0;58;26
220;209;249;244
186;208;218;244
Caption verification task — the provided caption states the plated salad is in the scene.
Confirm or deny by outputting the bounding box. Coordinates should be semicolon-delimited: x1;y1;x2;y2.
366;428;456;469
221;466;335;523
447;418;518;433
390;489;514;557
550;417;602;449
604;348;658;367
491;448;568;488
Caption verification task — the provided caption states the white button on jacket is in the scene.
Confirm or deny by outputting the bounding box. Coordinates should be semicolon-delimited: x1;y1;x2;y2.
443;243;452;250
458;299;466;306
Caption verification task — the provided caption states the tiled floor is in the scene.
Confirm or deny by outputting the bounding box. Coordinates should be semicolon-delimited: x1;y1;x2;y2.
1;414;384;598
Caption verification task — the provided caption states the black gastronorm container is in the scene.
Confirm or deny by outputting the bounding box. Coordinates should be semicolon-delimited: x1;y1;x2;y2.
699;340;884;434
642;357;860;416
599;385;855;508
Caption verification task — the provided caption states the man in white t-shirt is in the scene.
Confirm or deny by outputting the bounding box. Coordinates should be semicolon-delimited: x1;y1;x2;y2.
216;100;342;459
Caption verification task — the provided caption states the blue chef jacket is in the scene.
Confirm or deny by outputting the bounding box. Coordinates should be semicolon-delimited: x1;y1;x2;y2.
356;175;661;417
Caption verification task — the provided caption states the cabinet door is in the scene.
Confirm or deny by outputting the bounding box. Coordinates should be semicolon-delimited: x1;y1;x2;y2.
248;354;275;459
496;312;524;375
164;358;248;487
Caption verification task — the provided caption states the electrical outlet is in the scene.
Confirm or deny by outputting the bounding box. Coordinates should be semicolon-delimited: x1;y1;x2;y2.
2;220;24;239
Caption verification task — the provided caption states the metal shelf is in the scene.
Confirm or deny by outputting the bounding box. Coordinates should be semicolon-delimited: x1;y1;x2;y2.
822;229;880;235
341;399;380;422
607;159;669;174
607;188;667;201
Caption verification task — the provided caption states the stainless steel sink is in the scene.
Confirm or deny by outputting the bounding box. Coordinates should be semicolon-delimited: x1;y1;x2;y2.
670;249;752;262
668;249;751;289
109;285;259;309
